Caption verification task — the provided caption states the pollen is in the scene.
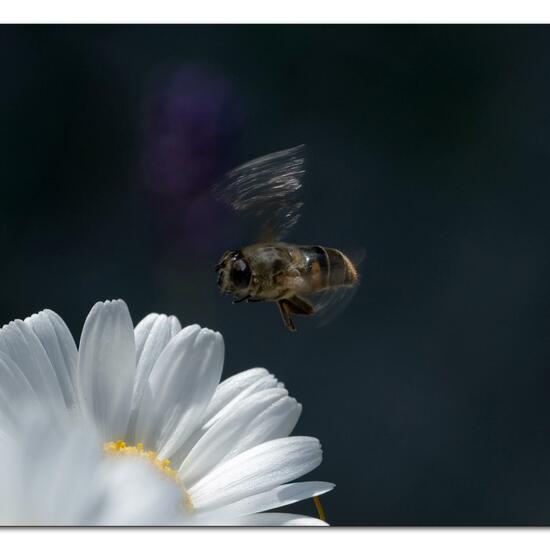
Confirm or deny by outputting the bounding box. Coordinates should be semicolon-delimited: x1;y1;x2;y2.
103;440;193;511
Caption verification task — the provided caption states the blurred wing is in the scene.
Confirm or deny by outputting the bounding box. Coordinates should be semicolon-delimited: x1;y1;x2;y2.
309;284;361;327
306;247;365;327
213;144;306;241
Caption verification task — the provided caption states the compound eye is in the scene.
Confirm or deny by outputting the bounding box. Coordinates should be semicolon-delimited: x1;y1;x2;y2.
230;259;251;289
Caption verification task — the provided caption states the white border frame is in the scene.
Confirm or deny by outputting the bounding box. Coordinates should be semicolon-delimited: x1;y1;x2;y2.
1;0;550;23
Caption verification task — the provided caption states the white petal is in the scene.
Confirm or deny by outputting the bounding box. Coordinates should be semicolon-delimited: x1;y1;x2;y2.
169;370;281;468
0;404;100;524
179;388;288;487
0;351;39;428
25;417;102;524
76;300;136;441
128;314;182;438
219;395;302;464
170;370;279;468
92;459;182;526
189;436;323;510
25;309;77;407
135;326;224;458
214;513;328;526
214;481;334;517
0;403;182;525
203;371;280;430
0;318;65;416
202;367;270;422
134;313;157;360
134;313;182;372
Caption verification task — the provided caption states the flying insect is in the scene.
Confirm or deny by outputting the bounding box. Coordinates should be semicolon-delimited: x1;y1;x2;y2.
214;145;360;332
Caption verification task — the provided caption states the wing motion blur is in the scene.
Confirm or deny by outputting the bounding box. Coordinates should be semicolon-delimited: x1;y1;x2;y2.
213;144;306;241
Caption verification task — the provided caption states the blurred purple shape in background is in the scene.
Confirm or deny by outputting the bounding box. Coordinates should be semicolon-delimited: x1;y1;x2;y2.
140;65;244;257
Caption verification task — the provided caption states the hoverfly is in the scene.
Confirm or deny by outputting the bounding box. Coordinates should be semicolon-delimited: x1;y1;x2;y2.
214;145;360;332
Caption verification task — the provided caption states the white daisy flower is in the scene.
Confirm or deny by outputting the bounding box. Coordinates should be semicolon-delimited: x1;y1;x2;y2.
0;402;182;526
0;299;333;525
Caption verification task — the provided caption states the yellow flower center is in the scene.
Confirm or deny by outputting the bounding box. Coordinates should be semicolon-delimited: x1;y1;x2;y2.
103;440;193;511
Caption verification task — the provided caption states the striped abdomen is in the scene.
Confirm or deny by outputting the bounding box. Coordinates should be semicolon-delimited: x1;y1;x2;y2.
298;245;358;292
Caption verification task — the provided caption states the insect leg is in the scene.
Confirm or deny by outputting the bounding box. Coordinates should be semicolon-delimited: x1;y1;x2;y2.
286;294;314;316
277;300;297;332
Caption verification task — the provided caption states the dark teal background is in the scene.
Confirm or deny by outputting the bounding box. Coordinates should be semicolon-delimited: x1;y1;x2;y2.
1;25;550;525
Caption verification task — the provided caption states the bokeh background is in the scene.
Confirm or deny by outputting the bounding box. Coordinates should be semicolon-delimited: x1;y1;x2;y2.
1;25;550;526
